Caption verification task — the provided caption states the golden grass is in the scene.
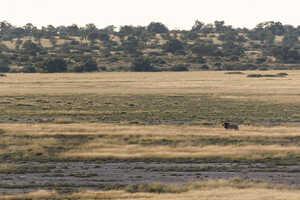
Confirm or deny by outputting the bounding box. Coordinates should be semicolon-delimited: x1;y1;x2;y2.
0;71;298;103
1;36;78;50
39;38;52;48
2;190;58;200
0;123;300;160
0;164;18;172
2;41;16;49
3;123;300;137
2;122;300;161
0;136;59;158
6;189;300;200
2;180;300;200
61;142;300;160
2;123;300;161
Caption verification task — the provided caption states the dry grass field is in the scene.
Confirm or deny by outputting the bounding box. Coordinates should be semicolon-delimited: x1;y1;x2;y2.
0;71;298;98
2;123;300;163
1;71;300;199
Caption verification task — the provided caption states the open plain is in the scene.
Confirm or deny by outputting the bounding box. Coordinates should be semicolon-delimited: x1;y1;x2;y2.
1;71;300;199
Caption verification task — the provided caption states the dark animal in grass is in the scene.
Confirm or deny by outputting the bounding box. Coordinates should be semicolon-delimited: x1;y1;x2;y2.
223;122;239;130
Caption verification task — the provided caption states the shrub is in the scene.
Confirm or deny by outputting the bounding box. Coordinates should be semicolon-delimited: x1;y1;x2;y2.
247;73;288;78
125;183;187;194
224;71;244;75
200;65;209;70
247;74;263;78
114;66;131;71
0;61;9;72
22;65;36;73
99;66;107;71
162;39;185;54
38;57;67;73
188;56;206;64
261;74;278;77
150;57;166;64
81;59;98;72
170;65;189;71
9;68;19;73
131;57;159;72
22;40;41;56
148;52;164;56
69;64;84;72
70;40;80;45
277;72;288;77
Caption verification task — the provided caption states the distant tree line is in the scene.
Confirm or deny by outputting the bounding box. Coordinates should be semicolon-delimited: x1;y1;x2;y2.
1;20;300;73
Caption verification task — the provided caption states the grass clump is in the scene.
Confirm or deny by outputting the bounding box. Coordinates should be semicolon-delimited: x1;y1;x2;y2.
125;183;188;193
224;71;244;75
0;165;52;174
247;73;288;78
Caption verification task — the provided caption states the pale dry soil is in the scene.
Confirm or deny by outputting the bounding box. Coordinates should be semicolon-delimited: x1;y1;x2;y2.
1;162;300;196
2;180;300;200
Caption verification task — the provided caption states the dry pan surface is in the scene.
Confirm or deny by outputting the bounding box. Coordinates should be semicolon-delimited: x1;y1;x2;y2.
2;180;300;200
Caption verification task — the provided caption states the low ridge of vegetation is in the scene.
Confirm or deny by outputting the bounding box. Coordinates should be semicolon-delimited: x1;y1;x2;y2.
1;20;300;72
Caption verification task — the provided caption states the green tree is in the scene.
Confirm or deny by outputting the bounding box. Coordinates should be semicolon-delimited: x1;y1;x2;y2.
38;57;67;73
98;32;110;42
15;39;23;50
0;59;9;72
191;20;204;32
162;39;185;54
81;58;98;72
49;37;57;47
122;36;141;55
85;23;97;34
22;40;41;56
66;24;80;36
22;65;36;73
282;33;299;47
256;21;285;35
147;22;169;33
218;31;241;42
222;42;244;56
103;25;116;34
87;32;99;43
269;46;300;63
23;23;37;36
131;56;157;72
214;21;226;32
191;42;219;56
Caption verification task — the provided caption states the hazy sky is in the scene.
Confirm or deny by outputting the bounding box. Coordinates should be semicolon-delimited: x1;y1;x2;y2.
2;0;300;29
